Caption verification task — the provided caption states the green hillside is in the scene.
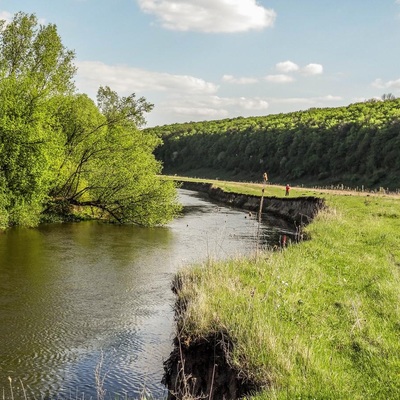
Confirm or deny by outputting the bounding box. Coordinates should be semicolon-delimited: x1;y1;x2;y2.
149;99;400;190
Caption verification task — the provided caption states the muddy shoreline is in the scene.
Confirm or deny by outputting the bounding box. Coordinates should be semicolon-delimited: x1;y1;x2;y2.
179;181;325;225
163;183;326;399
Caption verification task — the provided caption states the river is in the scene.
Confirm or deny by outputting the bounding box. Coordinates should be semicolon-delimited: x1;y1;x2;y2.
0;189;295;399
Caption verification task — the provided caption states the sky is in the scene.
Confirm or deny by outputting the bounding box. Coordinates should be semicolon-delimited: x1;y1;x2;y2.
1;0;400;127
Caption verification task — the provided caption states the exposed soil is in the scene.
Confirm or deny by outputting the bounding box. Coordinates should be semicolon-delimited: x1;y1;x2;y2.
163;182;327;399
179;180;326;225
163;331;260;400
164;179;399;399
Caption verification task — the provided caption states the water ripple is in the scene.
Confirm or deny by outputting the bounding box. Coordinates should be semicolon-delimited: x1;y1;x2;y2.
0;189;295;398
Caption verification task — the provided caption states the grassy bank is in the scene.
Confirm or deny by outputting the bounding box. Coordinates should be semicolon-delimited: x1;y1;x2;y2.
173;177;400;399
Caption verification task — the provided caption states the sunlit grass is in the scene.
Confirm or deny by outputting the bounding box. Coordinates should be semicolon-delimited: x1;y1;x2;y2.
164;174;400;199
172;178;400;399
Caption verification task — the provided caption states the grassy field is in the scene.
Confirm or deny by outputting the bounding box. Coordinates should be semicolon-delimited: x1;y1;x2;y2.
171;176;400;399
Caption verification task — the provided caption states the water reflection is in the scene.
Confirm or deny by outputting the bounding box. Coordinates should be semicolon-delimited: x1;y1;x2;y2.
0;189;295;399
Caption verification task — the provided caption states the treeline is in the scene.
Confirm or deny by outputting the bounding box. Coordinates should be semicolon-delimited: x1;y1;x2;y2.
0;12;180;229
149;99;400;189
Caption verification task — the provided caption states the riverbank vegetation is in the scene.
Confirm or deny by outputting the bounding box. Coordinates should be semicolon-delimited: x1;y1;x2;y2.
149;99;400;190
0;12;180;230
171;178;400;399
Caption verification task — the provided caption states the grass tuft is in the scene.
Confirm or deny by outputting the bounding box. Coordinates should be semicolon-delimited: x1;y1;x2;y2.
172;178;400;399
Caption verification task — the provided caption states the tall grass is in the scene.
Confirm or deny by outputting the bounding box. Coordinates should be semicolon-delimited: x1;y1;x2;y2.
173;181;400;399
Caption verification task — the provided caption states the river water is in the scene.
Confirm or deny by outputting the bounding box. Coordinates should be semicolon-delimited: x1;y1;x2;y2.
0;189;295;399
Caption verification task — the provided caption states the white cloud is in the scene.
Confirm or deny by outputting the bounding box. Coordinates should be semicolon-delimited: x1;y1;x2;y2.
352;96;380;103
163;96;228;119
223;60;324;88
233;97;269;110
170;94;268;110
75;61;219;97
137;0;276;33
0;11;46;26
157;93;344;125
272;95;342;105
264;74;295;83
0;11;13;25
75;61;337;126
300;63;324;76
275;60;299;73
268;61;323;80
321;95;342;101
160;94;268;120
371;79;385;89
372;77;400;89
164;105;229;118
222;74;258;84
75;61;271;124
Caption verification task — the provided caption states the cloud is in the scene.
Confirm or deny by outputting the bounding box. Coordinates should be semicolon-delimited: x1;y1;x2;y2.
275;60;299;73
75;61;272;125
322;95;342;101
233;97;269;110
272;95;342;105
156;93;344;125
223;60;324;88
137;0;276;33
161;97;229;120
265;61;323;82
300;63;323;76
0;11;13;25
222;74;258;84
163;105;228;118
0;11;46;26
160;95;269;119
264;74;295;83
75;61;219;96
371;79;385;89
371;78;400;90
75;61;336;126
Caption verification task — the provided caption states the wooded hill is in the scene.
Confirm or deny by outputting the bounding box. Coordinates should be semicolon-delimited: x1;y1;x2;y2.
149;99;400;190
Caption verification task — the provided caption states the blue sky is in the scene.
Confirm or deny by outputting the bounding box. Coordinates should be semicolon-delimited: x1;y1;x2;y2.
1;0;400;127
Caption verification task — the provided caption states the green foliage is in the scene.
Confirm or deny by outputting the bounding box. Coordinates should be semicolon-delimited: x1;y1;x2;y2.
49;88;181;226
174;184;400;399
149;100;400;189
0;12;181;229
0;12;74;227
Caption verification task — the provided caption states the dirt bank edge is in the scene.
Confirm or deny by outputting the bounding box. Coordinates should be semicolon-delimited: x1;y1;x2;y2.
162;182;327;399
179;181;326;224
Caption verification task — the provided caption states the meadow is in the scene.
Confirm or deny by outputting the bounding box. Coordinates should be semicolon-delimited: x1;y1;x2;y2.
172;177;400;399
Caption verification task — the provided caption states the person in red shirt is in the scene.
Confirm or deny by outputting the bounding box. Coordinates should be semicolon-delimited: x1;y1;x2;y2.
285;184;290;196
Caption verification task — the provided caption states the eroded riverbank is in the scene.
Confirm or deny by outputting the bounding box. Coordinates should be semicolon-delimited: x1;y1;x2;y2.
163;184;327;399
179;181;326;224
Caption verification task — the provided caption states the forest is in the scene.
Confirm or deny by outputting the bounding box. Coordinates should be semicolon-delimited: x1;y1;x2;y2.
0;12;180;230
150;98;400;190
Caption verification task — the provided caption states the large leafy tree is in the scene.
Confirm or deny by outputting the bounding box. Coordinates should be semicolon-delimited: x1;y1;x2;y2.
0;12;181;229
51;88;181;226
0;12;75;227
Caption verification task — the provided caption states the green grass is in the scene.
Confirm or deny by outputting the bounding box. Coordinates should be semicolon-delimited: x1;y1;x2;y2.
172;177;400;399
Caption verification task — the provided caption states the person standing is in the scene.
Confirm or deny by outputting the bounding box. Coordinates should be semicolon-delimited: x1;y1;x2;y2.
285;184;290;196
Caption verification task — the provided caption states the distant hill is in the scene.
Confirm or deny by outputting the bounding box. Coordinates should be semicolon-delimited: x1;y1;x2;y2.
147;99;400;190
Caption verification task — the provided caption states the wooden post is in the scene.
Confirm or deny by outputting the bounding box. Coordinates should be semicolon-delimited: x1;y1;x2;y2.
256;173;268;255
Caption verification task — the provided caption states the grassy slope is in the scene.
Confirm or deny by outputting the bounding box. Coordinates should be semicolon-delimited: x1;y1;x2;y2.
173;177;400;399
